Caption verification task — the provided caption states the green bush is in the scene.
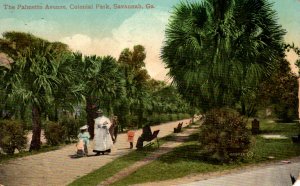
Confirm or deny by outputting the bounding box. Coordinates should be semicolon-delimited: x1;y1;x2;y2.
0;120;27;155
199;108;251;163
159;114;169;123
60;117;82;142
184;113;191;119
274;104;297;122
147;114;160;125
170;113;177;121
44;121;65;146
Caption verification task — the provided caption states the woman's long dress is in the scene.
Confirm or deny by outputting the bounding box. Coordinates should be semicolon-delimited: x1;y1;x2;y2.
93;116;113;153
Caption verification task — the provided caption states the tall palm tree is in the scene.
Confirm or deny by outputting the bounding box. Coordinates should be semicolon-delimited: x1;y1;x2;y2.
0;32;72;150
161;0;286;114
47;53;83;122
117;45;151;128
74;53;124;138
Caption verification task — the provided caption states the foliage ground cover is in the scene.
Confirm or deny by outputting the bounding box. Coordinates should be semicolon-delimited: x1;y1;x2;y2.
110;119;300;186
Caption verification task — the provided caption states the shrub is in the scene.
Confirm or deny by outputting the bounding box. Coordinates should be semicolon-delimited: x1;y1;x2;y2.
161;114;170;123
60;117;82;142
170;113;177;121
274;104;297;122
199;108;251;163
44;121;65;146
147;114;160;126
0;120;27;155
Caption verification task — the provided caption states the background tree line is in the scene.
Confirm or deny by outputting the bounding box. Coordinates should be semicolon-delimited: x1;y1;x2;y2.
0;32;192;152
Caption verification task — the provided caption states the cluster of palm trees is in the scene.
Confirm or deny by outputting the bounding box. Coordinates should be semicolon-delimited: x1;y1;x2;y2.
1;0;298;152
0;32;192;151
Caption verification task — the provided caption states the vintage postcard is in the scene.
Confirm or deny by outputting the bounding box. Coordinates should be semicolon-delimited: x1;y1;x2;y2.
0;0;300;185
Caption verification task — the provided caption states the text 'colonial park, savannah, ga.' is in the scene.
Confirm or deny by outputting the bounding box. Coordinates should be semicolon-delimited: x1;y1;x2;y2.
2;3;155;10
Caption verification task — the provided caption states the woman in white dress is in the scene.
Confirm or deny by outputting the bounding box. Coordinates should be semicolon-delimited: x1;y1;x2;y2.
93;109;113;155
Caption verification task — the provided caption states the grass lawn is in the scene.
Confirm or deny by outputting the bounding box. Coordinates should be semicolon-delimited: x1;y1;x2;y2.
67;119;300;186
68;144;160;186
111;119;300;185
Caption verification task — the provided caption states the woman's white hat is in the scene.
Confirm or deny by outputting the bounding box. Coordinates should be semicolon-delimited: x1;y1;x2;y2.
80;125;88;130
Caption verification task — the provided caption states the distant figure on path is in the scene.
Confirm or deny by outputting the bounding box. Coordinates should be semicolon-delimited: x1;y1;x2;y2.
127;126;135;149
93;109;113;155
109;115;119;143
136;125;152;149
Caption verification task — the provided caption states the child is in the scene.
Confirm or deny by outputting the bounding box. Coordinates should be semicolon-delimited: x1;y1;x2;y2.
76;139;85;157
127;127;135;149
77;125;90;156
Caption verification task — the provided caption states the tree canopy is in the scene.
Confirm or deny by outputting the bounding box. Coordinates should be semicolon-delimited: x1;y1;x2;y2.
161;0;286;114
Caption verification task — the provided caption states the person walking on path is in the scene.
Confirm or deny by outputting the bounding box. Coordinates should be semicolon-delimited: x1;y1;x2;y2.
127;127;135;149
109;115;119;143
93;109;114;155
77;125;90;156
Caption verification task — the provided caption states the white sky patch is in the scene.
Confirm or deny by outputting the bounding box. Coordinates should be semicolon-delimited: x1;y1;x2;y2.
60;10;170;81
0;18;61;41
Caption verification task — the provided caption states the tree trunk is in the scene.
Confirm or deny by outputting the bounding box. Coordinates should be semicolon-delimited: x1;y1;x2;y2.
20;105;26;122
54;105;59;122
241;101;246;116
29;105;42;151
86;96;97;139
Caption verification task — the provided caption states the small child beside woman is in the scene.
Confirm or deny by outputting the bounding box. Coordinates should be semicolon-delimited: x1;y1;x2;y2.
77;125;90;157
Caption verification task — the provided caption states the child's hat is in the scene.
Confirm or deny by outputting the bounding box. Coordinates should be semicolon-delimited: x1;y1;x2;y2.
80;125;88;130
96;109;103;114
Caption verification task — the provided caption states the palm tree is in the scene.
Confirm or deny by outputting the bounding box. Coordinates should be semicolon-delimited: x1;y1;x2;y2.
117;45;151;128
73;53;124;138
161;0;286;114
0;32;72;150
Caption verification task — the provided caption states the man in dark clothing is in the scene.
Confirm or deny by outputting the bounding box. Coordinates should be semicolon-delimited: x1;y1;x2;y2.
136;125;152;149
109;115;119;143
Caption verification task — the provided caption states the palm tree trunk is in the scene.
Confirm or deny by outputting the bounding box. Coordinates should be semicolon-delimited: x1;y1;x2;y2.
86;96;97;139
54;104;59;122
20;104;26;122
241;101;246;116
29;105;42;151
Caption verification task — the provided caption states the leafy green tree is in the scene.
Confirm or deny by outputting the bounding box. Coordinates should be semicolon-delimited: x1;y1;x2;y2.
73;53;124;138
151;84;189;114
0;32;72;150
117;45;151;128
258;59;298;121
161;0;286;114
46;53;82;122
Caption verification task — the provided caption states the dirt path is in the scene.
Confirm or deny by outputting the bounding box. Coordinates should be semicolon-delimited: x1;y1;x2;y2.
0;119;192;186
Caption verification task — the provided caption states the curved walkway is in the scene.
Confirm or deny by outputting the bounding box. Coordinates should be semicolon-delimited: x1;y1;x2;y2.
0;119;191;186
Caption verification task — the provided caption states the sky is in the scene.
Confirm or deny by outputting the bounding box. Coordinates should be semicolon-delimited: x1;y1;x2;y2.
0;0;300;81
